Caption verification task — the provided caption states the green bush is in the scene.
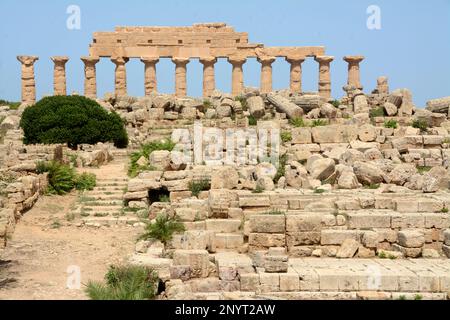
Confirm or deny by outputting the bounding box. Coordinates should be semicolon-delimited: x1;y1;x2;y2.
85;264;158;300
280;131;292;143
330;100;341;108
311;119;328;127
412;119;428;132
188;178;210;197
138;213;185;246
37;161;97;195
369;107;385;118
417;166;432;174
248;115;257;126
263;209;285;215
235;96;248;111
20;95;128;149
128;140;175;177
252;185;265;194
273;154;287;183
384;120;398;129
74;172;97;191
289;117;306;127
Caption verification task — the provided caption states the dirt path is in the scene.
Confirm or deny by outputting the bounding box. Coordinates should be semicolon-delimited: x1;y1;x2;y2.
0;160;138;300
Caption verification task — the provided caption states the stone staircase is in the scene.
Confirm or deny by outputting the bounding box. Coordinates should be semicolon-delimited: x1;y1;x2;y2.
72;158;141;227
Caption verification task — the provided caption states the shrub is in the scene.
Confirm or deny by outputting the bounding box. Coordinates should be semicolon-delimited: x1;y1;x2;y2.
364;183;380;189
252;185;265;194
330;100;341;108
248;115;257;126
311;119;328;127
314;188;325;194
37;161;76;195
20;95;128;149
138;213;185;246
384;120;398;129
74;172;97;191
128;139;175;177
273;154;287;183
263;209;285;215
289;117;306;127
85;264;158;300
412;119;428;132
235;96;248;111
417;166;432;174
202;99;212;109
280;131;292;143
37;161;97;195
158;195;170;203
188;178;210;197
369;107;385;118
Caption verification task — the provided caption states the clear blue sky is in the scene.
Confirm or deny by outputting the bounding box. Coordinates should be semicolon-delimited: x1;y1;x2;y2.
0;0;449;107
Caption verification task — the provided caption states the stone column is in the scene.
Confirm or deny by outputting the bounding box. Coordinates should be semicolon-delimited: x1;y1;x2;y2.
51;56;69;96
199;56;217;97
172;57;190;97
285;56;305;93
111;56;129;96
81;56;100;99
257;56;276;94
17;56;39;105
314;55;334;100
228;56;247;96
141;56;159;95
343;55;364;90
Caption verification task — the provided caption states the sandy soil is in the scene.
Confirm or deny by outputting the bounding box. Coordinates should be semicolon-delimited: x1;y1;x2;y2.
0;162;137;300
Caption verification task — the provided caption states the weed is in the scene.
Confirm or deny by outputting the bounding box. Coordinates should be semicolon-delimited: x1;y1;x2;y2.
289;117;306;127
369;107;385;118
412;119;428;132
384;120;398;129
311;119;328;127
188;178;210;197
138;213;185;246
248;115;257;126
262;209;285;215
417;166;432;174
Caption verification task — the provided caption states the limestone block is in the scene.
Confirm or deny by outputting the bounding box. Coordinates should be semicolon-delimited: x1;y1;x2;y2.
321;230;358;245
248;233;285;249
247;96;265;119
347;212;391;229
240;273;260;291
249;215;285;233
444;229;450;246
336;239;360;258
173;250;210;278
286;232;321;246
264;255;288;273
307;158;335;180
291;127;312;144
211;166;239;189
358;125;377;142
398;230;425;248
285;214;322;232
279;273;300;291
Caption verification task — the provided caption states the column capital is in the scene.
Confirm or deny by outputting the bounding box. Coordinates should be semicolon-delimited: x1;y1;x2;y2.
141;56;160;64
285;55;306;64
17;55;39;65
51;56;69;64
199;56;217;65
343;55;365;64
228;56;247;65
172;57;190;65
81;56;100;64
315;55;334;63
257;55;276;65
111;56;129;65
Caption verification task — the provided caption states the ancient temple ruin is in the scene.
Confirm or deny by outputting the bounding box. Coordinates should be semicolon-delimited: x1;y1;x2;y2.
16;23;364;104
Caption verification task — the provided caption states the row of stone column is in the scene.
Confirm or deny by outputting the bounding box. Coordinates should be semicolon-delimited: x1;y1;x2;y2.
17;55;364;104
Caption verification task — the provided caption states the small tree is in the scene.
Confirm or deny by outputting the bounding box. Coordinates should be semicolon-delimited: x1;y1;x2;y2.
20;95;128;149
138;213;185;247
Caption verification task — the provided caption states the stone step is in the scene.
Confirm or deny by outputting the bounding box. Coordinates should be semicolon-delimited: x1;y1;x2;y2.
81;205;124;213
95;181;129;187
92;186;126;192
82;193;124;200
82;216;141;227
214;233;245;250
205;219;242;233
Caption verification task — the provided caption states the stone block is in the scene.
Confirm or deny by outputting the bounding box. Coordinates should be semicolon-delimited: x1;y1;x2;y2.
321;230;358;245
285;214;322;232
214;233;244;249
249;214;285;233
397;230;425;248
173;250;210;278
239;273;260;292
347;212;391;229
286;232;321;246
279;273;300;292
205;219;241;233
248;233;285;249
336;239;360;258
264;255;288;273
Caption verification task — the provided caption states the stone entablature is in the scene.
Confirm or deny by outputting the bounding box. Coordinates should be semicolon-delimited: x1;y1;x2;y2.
17;23;365;102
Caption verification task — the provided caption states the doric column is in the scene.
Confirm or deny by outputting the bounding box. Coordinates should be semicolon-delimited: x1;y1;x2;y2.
81;56;100;99
199;56;217;97
257;56;276;94
228;56;247;96
17;56;39;105
314;55;334;100
51;56;69;96
285;56;305;93
343;55;364;90
172;57;190;97
111;56;129;96
141;56;159;95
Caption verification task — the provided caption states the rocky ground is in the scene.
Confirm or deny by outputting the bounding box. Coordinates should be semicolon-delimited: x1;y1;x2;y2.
0;161;138;300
